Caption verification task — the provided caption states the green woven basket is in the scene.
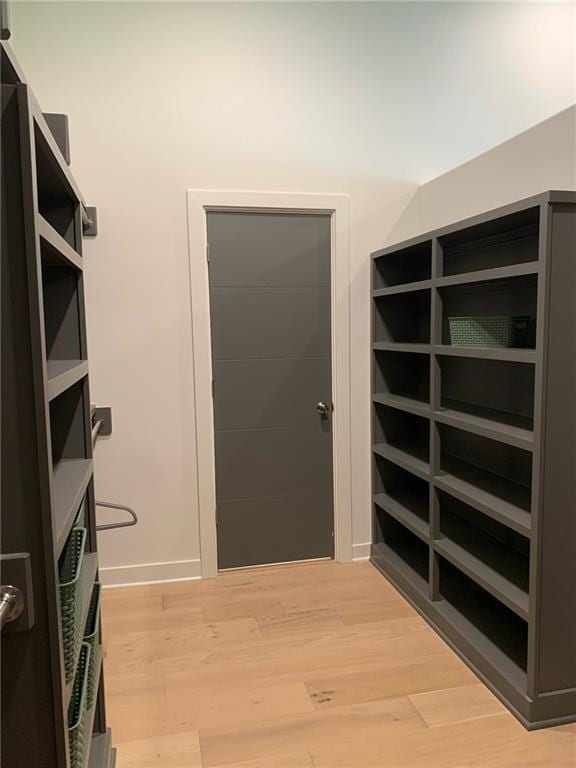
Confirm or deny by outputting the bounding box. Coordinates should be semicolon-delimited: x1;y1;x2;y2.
83;582;102;709
448;316;526;347
68;642;91;768
59;527;87;683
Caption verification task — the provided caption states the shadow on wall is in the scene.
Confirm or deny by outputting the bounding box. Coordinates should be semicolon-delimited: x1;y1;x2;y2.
386;105;576;246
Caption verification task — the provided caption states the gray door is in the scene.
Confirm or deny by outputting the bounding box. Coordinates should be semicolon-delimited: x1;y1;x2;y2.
207;211;334;569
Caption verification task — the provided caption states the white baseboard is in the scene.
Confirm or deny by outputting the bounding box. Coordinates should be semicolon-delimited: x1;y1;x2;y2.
352;542;371;560
99;558;202;588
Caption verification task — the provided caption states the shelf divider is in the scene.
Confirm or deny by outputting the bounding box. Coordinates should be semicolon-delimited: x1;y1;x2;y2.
433;345;536;364
373;442;430;480
373;492;429;541
434;406;534;451
372;392;430;418
53;459;94;556
47;360;88;401
38;214;83;271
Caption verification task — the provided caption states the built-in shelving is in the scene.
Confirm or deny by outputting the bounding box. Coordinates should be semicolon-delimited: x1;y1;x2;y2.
370;191;576;729
1;39;112;767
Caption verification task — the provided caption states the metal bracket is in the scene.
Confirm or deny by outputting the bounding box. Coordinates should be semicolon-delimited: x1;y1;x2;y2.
91;406;112;441
0;553;34;633
82;206;98;237
1;0;11;40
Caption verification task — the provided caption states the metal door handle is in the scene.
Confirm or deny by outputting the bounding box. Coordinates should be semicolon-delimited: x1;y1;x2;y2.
316;401;330;418
0;585;24;631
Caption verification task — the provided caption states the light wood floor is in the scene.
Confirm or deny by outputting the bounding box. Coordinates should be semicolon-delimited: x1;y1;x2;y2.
102;560;576;768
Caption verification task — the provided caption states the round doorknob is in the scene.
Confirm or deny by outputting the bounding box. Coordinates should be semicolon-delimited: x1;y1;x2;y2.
316;401;330;418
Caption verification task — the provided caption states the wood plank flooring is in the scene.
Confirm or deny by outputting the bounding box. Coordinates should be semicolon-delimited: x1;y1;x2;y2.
102;560;576;767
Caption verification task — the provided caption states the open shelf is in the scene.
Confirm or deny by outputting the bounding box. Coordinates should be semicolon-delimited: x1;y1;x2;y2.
373;240;432;289
437;558;528;692
439;206;539;278
435;490;529;618
436;422;532;536
432;344;535;364
373;455;429;539
38;214;83;271
373;348;430;407
34;122;79;252
439;274;537;350
47;360;88;402
53;459;93;556
374;289;431;344
373;403;430;477
437;355;534;450
373;509;429;596
42;263;84;362
50;380;89;464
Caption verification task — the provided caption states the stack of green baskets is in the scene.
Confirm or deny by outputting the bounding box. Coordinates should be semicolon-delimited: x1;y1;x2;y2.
448;316;529;347
68;642;91;768
59;527;87;683
83;582;102;709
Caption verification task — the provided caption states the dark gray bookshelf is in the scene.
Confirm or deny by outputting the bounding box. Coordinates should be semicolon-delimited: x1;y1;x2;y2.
370;190;576;730
1;40;115;767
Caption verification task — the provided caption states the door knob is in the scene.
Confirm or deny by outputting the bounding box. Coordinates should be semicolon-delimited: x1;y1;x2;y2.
316;401;330;418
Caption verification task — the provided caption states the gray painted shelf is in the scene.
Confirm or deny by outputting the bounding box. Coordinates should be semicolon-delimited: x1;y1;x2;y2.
371;190;576;729
1;39;113;767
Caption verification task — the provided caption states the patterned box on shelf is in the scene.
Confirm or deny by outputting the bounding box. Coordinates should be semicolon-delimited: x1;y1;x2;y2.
448;315;531;347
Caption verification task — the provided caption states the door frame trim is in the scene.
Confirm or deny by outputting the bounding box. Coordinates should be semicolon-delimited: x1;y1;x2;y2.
186;190;352;578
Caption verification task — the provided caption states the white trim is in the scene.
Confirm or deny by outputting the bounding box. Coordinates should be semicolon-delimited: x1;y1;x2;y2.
99;558;202;588
186;190;353;578
352;542;372;561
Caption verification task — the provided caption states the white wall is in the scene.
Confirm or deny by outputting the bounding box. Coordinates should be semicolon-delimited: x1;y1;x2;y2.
11;1;575;583
387;105;576;244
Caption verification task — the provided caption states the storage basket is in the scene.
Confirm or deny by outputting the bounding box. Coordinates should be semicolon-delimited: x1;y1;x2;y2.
83;582;102;709
59;527;87;683
68;642;91;768
448;316;530;348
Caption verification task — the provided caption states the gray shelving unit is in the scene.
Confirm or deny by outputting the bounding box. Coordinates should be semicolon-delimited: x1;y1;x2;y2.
1;41;115;766
370;190;576;730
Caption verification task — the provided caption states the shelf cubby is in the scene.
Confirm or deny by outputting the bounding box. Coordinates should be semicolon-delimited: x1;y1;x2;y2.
438;206;539;277
437;424;532;524
42;264;84;362
439;275;537;349
371;192;576;729
373;348;430;408
34;123;79;252
49;380;89;465
437;558;528;690
373;508;429;596
435;490;529;618
373;289;431;344
373;455;429;539
436;355;534;449
373;403;430;477
373;239;432;289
